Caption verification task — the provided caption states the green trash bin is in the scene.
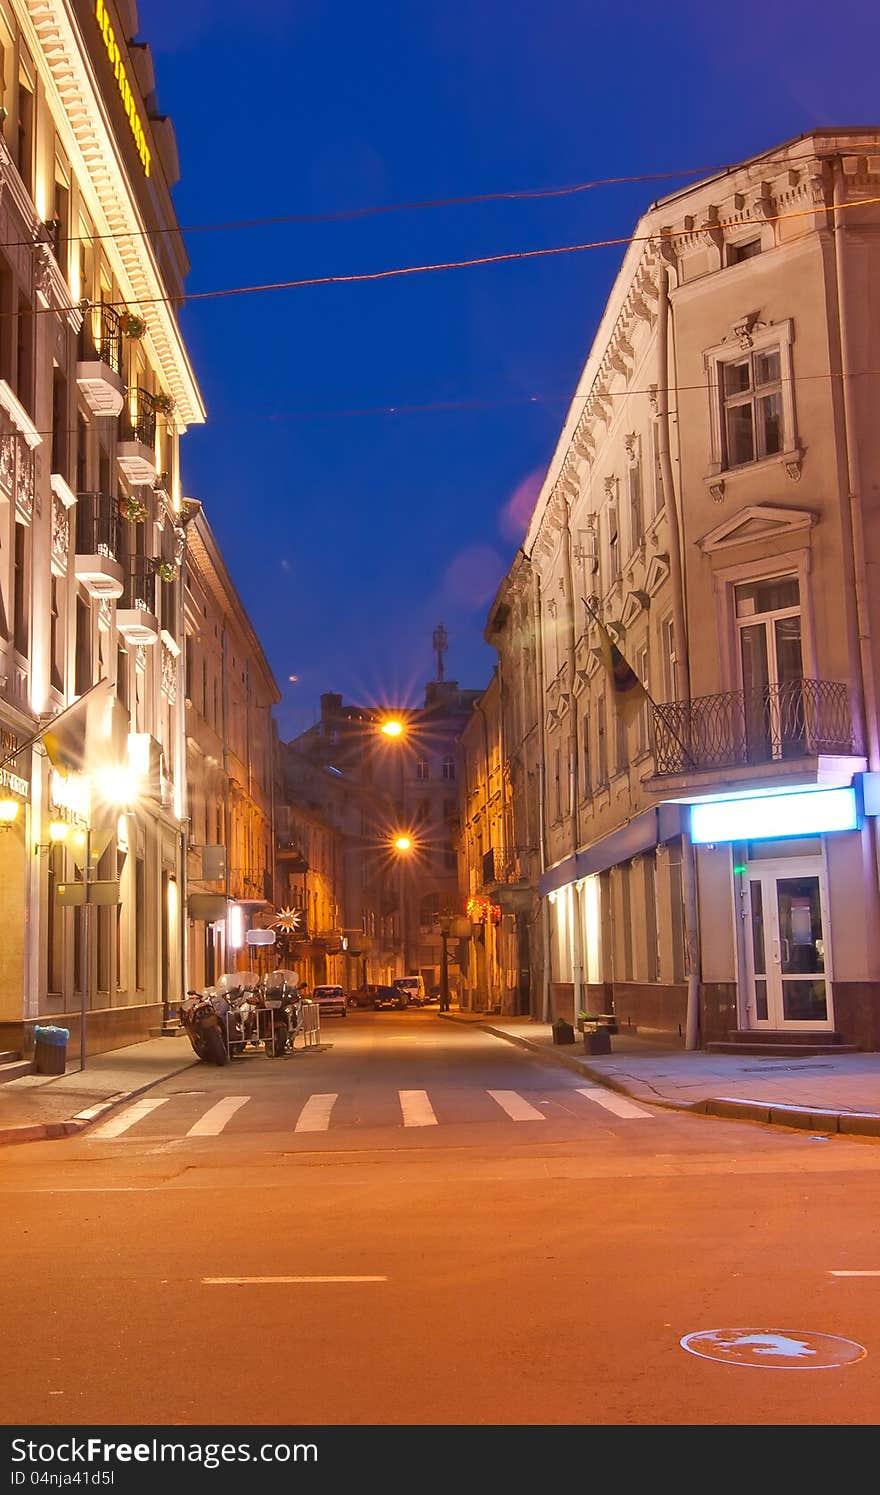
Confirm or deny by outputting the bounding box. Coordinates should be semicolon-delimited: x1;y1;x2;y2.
33;1024;69;1075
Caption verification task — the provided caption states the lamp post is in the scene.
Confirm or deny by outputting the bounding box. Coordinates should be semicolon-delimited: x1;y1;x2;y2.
392;834;412;978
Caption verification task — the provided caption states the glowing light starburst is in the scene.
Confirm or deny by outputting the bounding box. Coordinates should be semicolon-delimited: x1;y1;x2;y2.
274;907;302;933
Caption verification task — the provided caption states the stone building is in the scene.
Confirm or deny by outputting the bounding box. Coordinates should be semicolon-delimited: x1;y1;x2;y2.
0;0;204;1055
487;129;880;1051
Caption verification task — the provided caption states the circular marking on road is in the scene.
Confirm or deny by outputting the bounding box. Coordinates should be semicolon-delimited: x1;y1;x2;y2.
680;1328;866;1369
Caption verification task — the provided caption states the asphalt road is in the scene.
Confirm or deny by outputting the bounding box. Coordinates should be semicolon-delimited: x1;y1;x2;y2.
2;1010;880;1426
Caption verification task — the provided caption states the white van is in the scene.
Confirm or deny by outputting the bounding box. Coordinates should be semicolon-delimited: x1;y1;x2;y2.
392;976;425;1008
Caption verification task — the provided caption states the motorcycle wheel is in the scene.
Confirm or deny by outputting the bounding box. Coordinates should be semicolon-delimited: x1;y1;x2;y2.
203;1027;228;1066
266;1023;288;1057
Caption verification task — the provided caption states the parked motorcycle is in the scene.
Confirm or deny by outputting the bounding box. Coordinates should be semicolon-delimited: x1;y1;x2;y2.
259;968;301;1057
180;987;231;1066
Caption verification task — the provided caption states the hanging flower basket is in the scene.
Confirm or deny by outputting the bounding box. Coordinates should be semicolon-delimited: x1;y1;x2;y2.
120;311;146;340
153;392;175;416
156;561;176;583
118;495;148;523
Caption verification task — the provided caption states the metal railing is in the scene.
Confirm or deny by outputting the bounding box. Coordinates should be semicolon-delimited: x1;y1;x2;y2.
651;679;855;776
120;386;158;448
75;492;120;558
79;302;123;378
481;846;535;887
121;557;157;614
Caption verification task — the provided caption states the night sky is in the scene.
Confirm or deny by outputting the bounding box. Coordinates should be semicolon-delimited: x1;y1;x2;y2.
137;0;880;739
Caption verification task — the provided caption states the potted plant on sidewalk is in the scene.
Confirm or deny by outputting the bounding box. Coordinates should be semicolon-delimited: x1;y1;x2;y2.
579;1011;613;1055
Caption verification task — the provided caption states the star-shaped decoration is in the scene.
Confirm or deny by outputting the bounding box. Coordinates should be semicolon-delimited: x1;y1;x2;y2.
274;906;302;933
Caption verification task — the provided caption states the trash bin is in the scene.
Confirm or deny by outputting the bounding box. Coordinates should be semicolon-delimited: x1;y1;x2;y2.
33;1025;69;1075
551;1018;575;1045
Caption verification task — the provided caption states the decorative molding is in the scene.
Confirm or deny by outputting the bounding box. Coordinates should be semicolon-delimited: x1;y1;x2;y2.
621;589;650;627
697;503;818;555
0;380;42;449
50;494;69;577
709;480;726;504
98;597;113;631
785;456;803;482
644;552;670;596
49;472;77;509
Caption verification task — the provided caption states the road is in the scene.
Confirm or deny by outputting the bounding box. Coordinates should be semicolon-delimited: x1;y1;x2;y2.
2;1010;880;1426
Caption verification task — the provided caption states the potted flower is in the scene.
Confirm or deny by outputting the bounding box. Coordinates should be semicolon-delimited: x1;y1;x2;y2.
118;495;148;523
579;1011;614;1055
153;392;175;416
551;1016;575;1046
156;561;176;583
119;311;146;339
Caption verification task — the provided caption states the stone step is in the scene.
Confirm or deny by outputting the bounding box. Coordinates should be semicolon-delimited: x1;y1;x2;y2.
149;1023;184;1038
722;1030;850;1046
0;1058;33;1084
0;1050;21;1064
707;1041;860;1057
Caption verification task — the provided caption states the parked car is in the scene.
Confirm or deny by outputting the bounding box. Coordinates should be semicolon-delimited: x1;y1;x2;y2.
392;976;425;1007
373;984;407;1010
348;983;380;1009
311;983;347;1018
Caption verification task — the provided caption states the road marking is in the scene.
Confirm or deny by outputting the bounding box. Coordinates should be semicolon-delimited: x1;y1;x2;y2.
399;1089;437;1126
829;1270;880;1277
203;1275;387;1285
90;1097;170;1138
186;1096;250;1137
576;1085;655;1119
487;1089;546;1122
73;1099;120;1122
295;1093;338;1132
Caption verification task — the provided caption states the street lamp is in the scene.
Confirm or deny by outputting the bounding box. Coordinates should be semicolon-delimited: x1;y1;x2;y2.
380;718;404;739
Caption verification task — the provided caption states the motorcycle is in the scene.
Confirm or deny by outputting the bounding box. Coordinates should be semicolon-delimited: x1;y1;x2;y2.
180;981;246;1066
213;972;258;1052
259;968;301;1057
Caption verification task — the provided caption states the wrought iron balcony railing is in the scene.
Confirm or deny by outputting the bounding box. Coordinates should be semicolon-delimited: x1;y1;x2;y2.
119;385;158;448
481;846;535;887
121;557;157;614
79;302;123;378
75;492;120;558
651;679;855;776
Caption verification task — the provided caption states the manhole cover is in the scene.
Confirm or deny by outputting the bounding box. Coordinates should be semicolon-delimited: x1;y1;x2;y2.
680;1328;866;1369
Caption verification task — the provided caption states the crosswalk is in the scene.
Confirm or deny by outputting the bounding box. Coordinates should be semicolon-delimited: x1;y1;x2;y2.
89;1084;655;1141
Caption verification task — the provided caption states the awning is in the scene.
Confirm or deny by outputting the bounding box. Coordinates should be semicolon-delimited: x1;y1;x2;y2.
539;803;685;898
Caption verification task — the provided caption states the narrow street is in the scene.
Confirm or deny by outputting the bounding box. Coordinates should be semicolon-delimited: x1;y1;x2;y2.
3;1015;879;1426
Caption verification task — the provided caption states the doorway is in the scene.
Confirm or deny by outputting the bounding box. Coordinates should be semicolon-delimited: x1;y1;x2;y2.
742;855;832;1029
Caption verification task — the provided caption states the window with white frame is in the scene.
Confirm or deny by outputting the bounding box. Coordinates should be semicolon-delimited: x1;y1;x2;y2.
628;448;643;553
606;501;620;584
705;320;796;476
660;615;676;703
650;421;664;517
636;643;650;755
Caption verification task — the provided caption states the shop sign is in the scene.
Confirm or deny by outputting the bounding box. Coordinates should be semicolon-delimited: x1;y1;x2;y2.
95;0;152;177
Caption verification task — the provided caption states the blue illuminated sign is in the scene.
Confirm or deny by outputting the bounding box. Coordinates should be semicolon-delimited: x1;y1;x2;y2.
690;786;859;845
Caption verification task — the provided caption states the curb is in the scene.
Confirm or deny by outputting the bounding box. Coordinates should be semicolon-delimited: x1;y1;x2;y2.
441;1013;880;1137
0;1055;198;1147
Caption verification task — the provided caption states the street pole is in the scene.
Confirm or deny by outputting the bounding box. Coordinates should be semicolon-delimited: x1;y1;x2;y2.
440;922;450;1011
79;826;91;1072
398;854;407;978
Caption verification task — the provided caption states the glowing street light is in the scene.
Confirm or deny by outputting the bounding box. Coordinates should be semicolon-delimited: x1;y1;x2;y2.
393;834;412;853
380;718;405;738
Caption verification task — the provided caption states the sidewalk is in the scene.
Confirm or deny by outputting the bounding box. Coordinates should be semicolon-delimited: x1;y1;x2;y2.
441;1010;880;1137
2;1012;880;1145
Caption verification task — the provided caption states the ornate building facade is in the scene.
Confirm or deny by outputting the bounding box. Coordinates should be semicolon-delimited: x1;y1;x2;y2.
0;0;204;1055
485;129;880;1050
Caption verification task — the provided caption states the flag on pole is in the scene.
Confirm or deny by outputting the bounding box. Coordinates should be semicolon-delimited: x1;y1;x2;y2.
43;678;127;774
584;599;648;728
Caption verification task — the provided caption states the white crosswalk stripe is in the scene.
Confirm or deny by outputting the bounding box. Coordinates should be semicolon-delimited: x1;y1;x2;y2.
399;1089;437;1126
487;1089;546;1122
91;1097;169;1138
576;1085;655;1119
295;1093;339;1132
186;1096;250;1137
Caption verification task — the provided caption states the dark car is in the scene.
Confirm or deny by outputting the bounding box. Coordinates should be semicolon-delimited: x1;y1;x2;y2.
348;983;380;1009
373;984;407;1010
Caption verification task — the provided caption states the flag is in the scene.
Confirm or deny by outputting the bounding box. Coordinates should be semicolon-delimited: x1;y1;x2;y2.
43;678;128;775
593;614;648;728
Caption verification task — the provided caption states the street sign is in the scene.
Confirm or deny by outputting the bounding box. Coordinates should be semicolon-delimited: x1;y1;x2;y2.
67;827;113;872
56;882;85;906
56;879;119;905
246;929;276;946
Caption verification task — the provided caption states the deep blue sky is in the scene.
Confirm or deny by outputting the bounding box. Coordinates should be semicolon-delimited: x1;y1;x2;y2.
138;0;880;739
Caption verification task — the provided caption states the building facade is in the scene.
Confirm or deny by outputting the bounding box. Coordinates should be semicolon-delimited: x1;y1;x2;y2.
0;0;204;1056
489;129;880;1051
183;506;280;991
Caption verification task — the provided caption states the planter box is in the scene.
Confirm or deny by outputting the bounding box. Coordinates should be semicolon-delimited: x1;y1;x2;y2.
552;1020;575;1045
583;1029;612;1055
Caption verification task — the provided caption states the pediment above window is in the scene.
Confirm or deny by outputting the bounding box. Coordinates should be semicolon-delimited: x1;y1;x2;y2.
645;552;670;595
698;504;817;554
621;589;650;627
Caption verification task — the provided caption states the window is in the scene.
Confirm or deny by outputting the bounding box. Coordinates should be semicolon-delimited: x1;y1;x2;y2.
735;574;803;760
50;578;64;691
13;522;27;656
416;757;429;781
51;366;68;478
553;748;561;819
628;453;643;552
581;711;591;796
441;755;455;782
721;348;783;468
75;595;91;695
660;615;676;703
16;294;33;414
135;857;146;991
606;501;620;583
615;706;627;775
729;237;761;265
596;694;607;785
650;421;664;517
15;71;33;193
636;644;650;755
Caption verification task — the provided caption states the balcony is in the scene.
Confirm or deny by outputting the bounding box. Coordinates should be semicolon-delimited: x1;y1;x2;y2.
480;845;536;912
117;387;158;484
74;493;124;599
650;680;857;779
77;303;125;417
116;558;159;645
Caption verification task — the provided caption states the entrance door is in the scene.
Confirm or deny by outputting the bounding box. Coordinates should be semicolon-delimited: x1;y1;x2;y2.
744;859;832;1029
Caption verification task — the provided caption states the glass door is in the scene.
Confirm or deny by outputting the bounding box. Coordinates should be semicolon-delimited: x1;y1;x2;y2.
744;860;832;1029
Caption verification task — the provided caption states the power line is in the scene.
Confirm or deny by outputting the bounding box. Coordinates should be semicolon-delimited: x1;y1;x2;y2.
22;188;878;321
0;151;830;253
